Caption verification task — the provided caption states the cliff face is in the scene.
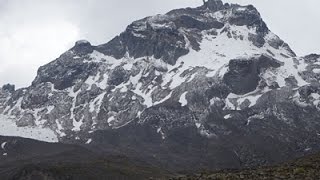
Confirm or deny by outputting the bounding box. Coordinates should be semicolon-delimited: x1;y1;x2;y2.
1;0;320;170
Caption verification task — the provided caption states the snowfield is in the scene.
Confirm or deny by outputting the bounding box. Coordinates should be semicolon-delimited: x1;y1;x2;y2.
0;115;58;142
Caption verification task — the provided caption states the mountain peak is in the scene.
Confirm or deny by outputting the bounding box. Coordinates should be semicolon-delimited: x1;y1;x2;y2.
203;0;224;11
75;40;91;46
1;1;320;172
1;84;15;93
71;40;94;56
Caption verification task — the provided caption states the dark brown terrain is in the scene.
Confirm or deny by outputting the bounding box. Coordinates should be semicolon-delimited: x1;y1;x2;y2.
173;153;320;180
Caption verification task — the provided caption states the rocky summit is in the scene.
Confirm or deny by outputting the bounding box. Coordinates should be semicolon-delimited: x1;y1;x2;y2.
1;0;320;172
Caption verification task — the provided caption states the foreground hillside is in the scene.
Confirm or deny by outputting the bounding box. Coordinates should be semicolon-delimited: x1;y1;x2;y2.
174;152;320;180
2;145;320;180
0;157;169;180
0;136;169;180
0;135;319;180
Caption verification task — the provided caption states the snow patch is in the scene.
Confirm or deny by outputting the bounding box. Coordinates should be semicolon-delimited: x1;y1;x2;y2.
179;92;188;106
108;116;115;124
6;97;23;116
224;114;232;119
195;123;201;128
85;139;92;144
313;69;320;74
72;116;84;132
86;51;122;68
210;97;221;106
55;119;66;137
0;115;58;142
89;92;106;113
236;7;247;11
46;106;54;114
225;89;265;110
157;127;165;140
1;142;7;150
161;25;273;89
131;31;146;38
137;111;142;118
154;91;173;106
68;87;83;132
123;62;133;70
311;93;320;99
132;82;154;107
187;73;197;83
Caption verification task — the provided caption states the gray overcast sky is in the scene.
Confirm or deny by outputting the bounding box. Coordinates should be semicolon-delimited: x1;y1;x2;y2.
0;0;319;88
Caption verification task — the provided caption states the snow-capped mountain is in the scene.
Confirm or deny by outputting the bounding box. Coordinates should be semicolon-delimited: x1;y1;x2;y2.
1;0;320;169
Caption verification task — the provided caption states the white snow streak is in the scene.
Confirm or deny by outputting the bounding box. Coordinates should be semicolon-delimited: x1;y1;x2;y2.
179;92;188;106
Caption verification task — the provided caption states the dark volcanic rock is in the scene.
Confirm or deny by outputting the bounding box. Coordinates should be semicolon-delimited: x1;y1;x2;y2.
107;66;130;86
32;55;99;90
174;15;224;30
203;0;224;11
71;40;94;56
99;23;189;65
223;55;281;94
1;84;15;93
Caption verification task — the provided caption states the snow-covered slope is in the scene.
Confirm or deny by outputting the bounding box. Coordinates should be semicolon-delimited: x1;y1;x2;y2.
0;1;320;168
0;115;58;142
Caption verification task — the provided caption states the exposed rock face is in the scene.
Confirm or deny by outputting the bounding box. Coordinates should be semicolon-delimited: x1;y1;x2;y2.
1;84;15;93
1;0;320;170
223;55;282;94
32;53;99;90
204;0;224;11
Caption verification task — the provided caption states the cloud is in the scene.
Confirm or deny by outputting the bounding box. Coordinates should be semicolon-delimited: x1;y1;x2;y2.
0;0;319;88
0;0;81;87
0;21;79;87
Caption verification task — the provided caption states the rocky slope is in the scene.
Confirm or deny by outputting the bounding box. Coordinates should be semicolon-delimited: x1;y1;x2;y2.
1;0;320;170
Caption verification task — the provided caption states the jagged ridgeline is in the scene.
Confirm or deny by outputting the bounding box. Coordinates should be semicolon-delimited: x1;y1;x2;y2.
1;0;320;170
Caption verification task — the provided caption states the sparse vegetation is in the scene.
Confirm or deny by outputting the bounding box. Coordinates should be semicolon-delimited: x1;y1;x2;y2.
171;152;320;180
